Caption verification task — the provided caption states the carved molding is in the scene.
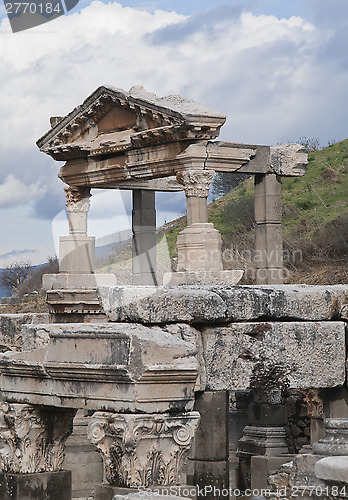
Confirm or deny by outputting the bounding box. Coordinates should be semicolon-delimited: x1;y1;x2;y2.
64;186;91;212
0;403;76;473
88;411;200;487
176;169;214;198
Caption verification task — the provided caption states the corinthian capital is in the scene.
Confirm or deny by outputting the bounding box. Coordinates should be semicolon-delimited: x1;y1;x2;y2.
88;411;200;487
176;169;214;198
0;403;76;473
64;186;91;212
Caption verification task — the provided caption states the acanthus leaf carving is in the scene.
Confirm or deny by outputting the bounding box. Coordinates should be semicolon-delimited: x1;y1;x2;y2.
64;186;91;212
88;411;200;488
0;403;76;474
176;169;214;198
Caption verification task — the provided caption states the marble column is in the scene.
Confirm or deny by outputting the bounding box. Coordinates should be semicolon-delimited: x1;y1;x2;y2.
59;186;95;274
132;190;157;285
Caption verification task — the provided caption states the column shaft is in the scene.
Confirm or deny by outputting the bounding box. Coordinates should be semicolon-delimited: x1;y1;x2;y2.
132;190;157;285
254;173;283;284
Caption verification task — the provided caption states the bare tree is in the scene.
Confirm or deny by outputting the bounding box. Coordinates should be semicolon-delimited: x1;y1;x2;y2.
16;257;59;297
0;261;33;295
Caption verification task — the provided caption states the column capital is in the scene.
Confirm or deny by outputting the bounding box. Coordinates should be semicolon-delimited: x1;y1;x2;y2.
176;169;214;198
0;403;76;473
88;411;200;487
64;186;91;212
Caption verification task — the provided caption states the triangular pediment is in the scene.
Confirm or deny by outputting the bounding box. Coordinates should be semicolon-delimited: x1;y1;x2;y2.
37;85;226;161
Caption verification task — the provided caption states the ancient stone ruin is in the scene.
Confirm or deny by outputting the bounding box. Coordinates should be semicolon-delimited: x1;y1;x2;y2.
0;86;347;500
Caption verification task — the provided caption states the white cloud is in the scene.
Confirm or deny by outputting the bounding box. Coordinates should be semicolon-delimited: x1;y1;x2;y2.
0;174;45;208
0;1;347;262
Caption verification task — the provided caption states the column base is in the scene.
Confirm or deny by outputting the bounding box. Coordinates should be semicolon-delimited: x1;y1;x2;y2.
0;471;71;500
163;270;243;286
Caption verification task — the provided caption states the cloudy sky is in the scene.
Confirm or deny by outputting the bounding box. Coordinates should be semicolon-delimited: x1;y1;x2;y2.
0;0;347;266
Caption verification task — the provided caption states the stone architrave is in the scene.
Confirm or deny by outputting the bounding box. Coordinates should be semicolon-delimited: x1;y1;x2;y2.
88;412;200;487
270;144;308;177
0;402;76;473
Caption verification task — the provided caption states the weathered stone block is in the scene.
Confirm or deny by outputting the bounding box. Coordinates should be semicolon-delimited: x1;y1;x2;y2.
202;322;346;390
22;323;51;350
94;485;196;500
213;285;348;322
315;456;348;484
0;471;71;500
0;313;49;351
193;460;229;499
0;323;200;412
289;453;326;488
97;285;348;324
251;455;294;490
97;285;228;323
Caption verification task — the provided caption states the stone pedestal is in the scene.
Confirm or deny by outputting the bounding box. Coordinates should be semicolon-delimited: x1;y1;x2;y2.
290;419;348;498
59;235;95;273
237;402;289;489
313;418;348;455
0;471;71;500
88;411;200;488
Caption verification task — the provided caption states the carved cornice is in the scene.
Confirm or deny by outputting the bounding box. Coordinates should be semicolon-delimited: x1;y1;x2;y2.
176;169;215;198
0;403;76;473
88;411;200;487
37;86;226;161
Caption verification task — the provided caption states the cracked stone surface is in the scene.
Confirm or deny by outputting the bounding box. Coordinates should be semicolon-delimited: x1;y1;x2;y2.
202;321;346;390
97;285;348;324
